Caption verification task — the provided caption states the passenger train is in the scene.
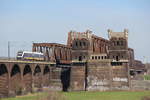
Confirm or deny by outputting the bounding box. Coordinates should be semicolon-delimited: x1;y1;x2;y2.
16;51;45;61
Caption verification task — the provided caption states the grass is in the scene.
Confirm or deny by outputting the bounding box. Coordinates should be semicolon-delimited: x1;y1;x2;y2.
144;75;150;80
1;91;150;100
1;92;48;100
64;91;150;100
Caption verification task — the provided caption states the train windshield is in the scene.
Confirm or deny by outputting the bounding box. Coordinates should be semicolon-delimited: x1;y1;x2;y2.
17;51;23;57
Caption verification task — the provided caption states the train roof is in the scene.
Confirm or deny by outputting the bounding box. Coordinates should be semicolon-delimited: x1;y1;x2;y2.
18;51;44;55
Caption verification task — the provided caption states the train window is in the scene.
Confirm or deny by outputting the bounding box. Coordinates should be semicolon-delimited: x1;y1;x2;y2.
101;56;103;59
25;53;32;57
17;53;22;56
30;53;32;57
34;54;39;57
40;55;44;58
98;56;100;59
23;53;28;57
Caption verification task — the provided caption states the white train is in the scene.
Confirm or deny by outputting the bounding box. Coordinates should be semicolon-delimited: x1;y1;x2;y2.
16;51;45;61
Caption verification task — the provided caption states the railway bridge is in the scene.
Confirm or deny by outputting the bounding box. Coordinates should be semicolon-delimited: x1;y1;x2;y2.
0;43;73;97
0;59;73;97
1;29;142;97
0;60;50;96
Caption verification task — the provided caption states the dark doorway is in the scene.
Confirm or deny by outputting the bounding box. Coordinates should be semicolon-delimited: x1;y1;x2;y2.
61;67;71;91
79;56;82;61
116;56;119;61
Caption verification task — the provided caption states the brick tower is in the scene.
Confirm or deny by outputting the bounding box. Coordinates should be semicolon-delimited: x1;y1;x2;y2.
108;29;129;64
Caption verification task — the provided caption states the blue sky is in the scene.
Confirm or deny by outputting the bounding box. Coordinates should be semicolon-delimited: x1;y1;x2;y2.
0;0;150;62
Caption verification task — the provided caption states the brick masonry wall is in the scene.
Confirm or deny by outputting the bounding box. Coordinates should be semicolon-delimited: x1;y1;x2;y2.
70;65;86;91
131;80;150;90
86;61;130;91
87;61;111;91
111;65;129;90
49;67;62;91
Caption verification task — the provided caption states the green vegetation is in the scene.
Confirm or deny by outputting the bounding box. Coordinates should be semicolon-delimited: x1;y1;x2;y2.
144;75;150;80
1;91;150;100
1;92;48;100
64;91;150;100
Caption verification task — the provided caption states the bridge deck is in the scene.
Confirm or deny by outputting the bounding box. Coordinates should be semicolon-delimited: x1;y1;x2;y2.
0;59;56;64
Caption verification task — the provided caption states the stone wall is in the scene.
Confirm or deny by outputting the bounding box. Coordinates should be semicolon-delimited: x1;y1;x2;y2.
131;80;150;90
70;64;86;91
87;60;130;91
49;67;62;91
111;64;129;90
87;61;111;91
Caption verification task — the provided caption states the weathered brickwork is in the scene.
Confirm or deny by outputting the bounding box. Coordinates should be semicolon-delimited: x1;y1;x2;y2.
86;60;130;91
0;61;57;97
49;67;62;91
32;43;72;64
70;64;86;91
111;64;129;90
87;61;111;91
131;80;150;90
67;29;131;91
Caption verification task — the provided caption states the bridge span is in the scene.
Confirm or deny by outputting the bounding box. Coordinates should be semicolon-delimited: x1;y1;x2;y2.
0;59;71;97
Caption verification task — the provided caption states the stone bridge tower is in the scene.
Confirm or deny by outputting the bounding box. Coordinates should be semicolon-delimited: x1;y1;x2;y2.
108;29;129;63
67;30;92;62
107;29;130;90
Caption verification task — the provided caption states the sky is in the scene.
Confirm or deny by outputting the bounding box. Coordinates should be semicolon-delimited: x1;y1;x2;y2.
0;0;150;62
